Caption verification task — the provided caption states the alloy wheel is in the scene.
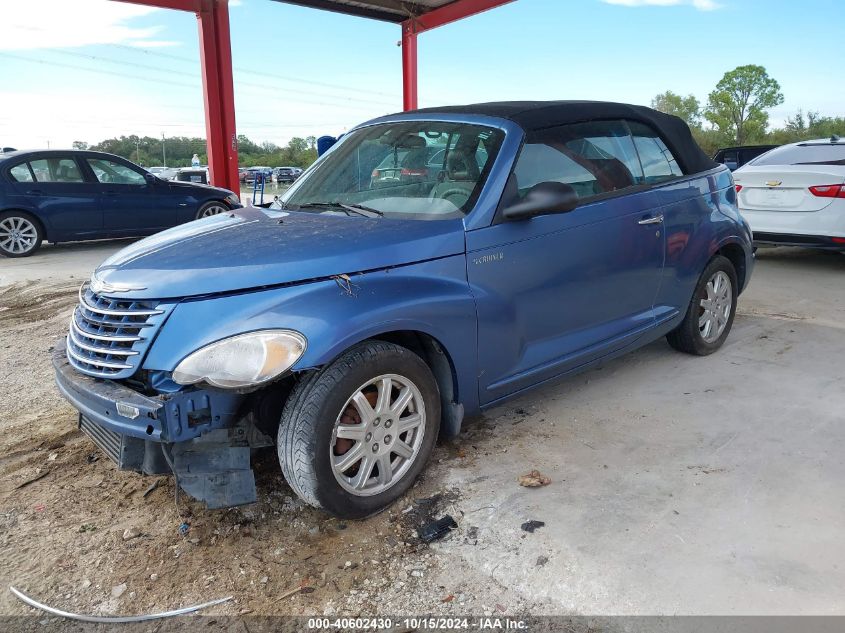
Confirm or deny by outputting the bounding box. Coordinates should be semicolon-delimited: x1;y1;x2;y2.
198;203;228;218
699;270;732;343
0;217;38;255
330;374;426;496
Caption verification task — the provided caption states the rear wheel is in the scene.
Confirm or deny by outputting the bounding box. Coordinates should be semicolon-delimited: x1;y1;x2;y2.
278;341;440;518
667;255;738;355
0;211;42;257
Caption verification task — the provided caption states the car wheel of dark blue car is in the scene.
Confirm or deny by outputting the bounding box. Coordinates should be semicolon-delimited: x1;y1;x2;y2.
196;201;229;219
667;255;738;356
0;211;43;258
277;341;440;518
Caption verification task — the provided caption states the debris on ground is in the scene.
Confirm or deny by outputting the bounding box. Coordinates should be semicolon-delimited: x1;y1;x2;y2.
15;469;50;489
417;515;458;543
465;525;479;545
111;583;127;599
517;469;551;487
142;480;161;498
520;520;545;533
178;522;191;536
536;555;549;566
122;527;141;541
10;585;232;623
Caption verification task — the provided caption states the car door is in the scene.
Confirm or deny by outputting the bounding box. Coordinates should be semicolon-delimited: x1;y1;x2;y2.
467;120;666;404
85;156;173;235
7;154;102;240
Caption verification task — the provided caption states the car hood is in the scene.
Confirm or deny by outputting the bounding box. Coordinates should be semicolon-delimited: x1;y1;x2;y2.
93;207;466;300
165;180;233;196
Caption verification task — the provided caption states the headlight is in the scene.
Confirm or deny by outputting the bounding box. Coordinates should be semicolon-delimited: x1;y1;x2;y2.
224;193;240;206
172;330;306;389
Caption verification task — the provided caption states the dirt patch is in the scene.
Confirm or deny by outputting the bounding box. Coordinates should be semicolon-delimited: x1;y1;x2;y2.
0;280;545;620
0;281;79;327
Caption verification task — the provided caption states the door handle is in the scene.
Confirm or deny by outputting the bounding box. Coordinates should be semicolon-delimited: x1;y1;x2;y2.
638;214;663;225
25;189;42;196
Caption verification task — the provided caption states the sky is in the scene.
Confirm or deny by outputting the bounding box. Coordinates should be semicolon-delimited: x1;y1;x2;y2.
0;0;842;150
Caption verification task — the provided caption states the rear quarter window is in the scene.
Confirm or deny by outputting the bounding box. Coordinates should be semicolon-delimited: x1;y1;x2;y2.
9;163;34;182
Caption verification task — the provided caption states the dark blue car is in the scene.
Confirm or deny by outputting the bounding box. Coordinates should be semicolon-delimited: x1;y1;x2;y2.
53;102;754;517
0;149;242;257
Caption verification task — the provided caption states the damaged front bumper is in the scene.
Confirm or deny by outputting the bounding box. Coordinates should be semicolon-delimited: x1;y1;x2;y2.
52;341;272;508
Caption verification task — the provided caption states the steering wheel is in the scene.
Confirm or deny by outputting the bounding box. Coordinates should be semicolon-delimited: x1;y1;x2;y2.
435;187;471;208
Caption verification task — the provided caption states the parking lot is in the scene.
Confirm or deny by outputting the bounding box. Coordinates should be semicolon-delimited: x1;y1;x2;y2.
0;242;842;618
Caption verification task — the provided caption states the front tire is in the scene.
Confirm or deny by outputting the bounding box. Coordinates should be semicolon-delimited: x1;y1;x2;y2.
195;200;229;219
0;211;43;257
278;341;440;518
667;255;738;355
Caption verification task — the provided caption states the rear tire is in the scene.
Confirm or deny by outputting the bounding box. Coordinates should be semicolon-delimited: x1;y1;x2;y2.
0;211;43;257
277;341;440;519
667;255;738;356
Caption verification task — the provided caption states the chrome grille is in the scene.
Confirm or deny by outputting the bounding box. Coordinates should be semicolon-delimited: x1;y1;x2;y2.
66;284;170;379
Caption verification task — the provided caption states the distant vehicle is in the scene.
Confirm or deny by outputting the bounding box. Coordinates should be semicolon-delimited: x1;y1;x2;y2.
0;149;242;257
238;167;249;183
244;166;272;183
147;166;178;180
52;101;753;516
735;136;845;250
175;167;210;185
274;166;300;184
713;145;779;171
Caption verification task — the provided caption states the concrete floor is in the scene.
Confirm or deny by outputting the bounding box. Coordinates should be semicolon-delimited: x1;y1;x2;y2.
0;239;135;286
435;247;845;614
2;242;843;614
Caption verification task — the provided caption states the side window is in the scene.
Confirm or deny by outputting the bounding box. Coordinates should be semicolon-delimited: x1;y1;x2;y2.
512;120;643;202
9;163;34;183
87;158;146;185
628;121;684;183
29;158;85;183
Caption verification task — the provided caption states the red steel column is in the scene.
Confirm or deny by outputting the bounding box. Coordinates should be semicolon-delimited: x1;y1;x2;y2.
196;0;239;192
401;21;418;111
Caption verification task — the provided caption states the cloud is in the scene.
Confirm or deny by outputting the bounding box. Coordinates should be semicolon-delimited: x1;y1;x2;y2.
0;0;178;50
601;0;721;9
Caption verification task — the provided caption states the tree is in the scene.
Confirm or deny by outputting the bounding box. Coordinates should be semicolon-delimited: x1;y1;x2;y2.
72;141;89;150
705;65;784;144
651;91;702;128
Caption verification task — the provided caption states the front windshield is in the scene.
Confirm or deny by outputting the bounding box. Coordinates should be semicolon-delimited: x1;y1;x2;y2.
282;121;505;220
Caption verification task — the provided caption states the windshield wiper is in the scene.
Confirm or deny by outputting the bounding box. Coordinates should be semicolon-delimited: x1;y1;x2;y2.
292;201;383;218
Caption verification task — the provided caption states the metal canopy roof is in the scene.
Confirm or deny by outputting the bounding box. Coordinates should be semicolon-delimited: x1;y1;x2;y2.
275;0;460;23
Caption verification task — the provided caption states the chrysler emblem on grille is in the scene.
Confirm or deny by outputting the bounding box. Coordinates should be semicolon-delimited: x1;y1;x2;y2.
90;272;146;294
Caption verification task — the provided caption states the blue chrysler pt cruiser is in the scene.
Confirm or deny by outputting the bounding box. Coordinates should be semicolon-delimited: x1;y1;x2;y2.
53;102;753;518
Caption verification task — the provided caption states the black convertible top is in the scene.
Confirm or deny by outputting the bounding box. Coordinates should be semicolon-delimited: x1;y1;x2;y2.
411;100;717;175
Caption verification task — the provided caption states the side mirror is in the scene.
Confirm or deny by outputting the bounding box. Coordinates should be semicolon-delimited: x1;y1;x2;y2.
144;173;157;184
502;181;579;221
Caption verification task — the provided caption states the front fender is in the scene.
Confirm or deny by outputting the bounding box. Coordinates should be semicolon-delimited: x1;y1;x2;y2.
143;254;480;413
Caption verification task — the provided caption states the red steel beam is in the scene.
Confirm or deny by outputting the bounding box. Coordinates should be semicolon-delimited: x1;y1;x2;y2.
196;0;239;192
113;0;198;11
401;24;418;111
400;0;515;111
113;0;239;192
410;0;516;34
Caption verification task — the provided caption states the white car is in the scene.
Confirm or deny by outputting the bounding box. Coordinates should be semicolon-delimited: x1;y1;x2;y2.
734;136;845;250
